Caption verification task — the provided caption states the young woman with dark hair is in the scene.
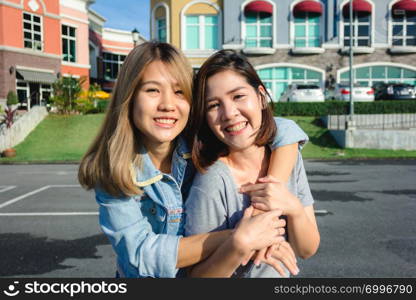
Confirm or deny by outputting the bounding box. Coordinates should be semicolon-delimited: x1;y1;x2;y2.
185;50;320;277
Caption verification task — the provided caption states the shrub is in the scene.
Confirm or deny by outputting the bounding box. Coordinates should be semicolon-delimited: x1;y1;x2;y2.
272;100;416;116
75;84;110;114
6;91;18;107
50;76;85;114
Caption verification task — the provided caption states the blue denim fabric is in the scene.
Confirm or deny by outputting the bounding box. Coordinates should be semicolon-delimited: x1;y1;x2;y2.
95;136;193;278
95;117;307;278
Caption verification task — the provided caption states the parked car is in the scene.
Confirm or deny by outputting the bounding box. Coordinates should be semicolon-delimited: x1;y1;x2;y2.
333;83;375;102
373;83;416;100
280;84;325;102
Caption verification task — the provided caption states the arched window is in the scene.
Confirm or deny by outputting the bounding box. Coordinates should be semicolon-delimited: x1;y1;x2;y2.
391;0;416;47
152;2;170;43
181;0;221;51
293;0;323;48
244;1;273;48
338;64;416;87
342;0;373;47
257;64;324;101
243;1;274;48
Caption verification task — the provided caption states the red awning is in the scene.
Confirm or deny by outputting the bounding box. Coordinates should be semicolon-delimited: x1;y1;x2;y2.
392;0;416;12
343;0;372;16
294;1;323;15
244;1;273;14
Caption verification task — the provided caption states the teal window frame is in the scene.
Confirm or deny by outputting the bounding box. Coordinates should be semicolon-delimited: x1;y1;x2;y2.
103;52;127;81
339;65;416;87
343;12;371;47
294;12;321;48
185;14;219;50
392;12;416;46
157;18;167;43
258;66;322;102
244;11;272;48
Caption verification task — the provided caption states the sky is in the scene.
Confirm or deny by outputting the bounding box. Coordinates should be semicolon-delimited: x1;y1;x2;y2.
90;0;150;39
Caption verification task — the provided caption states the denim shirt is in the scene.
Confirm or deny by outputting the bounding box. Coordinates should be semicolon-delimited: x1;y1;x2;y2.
95;117;308;278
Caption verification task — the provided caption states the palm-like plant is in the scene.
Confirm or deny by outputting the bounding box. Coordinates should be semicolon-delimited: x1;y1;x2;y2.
2;91;18;128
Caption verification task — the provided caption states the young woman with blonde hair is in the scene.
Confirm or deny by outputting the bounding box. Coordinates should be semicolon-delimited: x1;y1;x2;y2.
78;42;308;277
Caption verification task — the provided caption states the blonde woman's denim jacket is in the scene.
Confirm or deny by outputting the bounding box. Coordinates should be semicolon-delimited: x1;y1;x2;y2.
95;117;308;278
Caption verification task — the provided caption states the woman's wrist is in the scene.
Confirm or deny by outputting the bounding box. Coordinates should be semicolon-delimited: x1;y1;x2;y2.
287;196;304;218
231;229;252;257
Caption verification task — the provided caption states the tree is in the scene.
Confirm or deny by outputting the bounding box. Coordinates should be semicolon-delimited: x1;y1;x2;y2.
49;76;84;114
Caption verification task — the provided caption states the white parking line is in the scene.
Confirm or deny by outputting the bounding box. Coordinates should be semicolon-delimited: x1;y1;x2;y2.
0;185;80;210
0;186;16;193
0;212;98;216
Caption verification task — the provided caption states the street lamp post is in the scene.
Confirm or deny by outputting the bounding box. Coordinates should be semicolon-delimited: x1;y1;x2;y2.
131;28;139;47
348;0;355;126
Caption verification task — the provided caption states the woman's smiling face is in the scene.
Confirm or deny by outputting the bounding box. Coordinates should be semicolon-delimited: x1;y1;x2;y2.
133;60;190;149
205;70;264;151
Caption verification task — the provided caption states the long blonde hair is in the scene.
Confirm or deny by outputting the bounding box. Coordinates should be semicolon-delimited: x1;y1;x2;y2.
78;42;193;197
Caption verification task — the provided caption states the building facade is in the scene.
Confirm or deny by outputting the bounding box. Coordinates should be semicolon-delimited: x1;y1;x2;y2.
0;0;145;107
150;0;416;101
88;10;146;92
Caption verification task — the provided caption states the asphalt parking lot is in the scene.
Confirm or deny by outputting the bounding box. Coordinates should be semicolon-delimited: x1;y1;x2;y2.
0;160;415;278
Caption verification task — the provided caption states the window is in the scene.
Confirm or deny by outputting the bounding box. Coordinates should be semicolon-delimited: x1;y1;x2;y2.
344;12;371;47
103;52;126;80
16;81;29;104
186;15;218;50
258;66;322;101
157;18;167;43
245;11;272;48
62;25;76;62
392;12;416;46
294;12;320;47
340;65;416;86
23;12;42;51
40;84;52;105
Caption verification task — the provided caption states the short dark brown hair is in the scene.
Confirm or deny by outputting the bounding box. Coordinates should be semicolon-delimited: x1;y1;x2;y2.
187;50;276;173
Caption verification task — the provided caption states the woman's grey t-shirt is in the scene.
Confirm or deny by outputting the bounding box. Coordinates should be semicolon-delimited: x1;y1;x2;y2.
184;153;314;278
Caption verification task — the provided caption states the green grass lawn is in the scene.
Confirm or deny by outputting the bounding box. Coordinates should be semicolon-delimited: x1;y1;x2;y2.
1;114;415;163
1;114;104;163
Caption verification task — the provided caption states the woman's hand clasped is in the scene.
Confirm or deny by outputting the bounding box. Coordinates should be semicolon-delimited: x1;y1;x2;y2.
232;206;285;255
240;176;303;217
